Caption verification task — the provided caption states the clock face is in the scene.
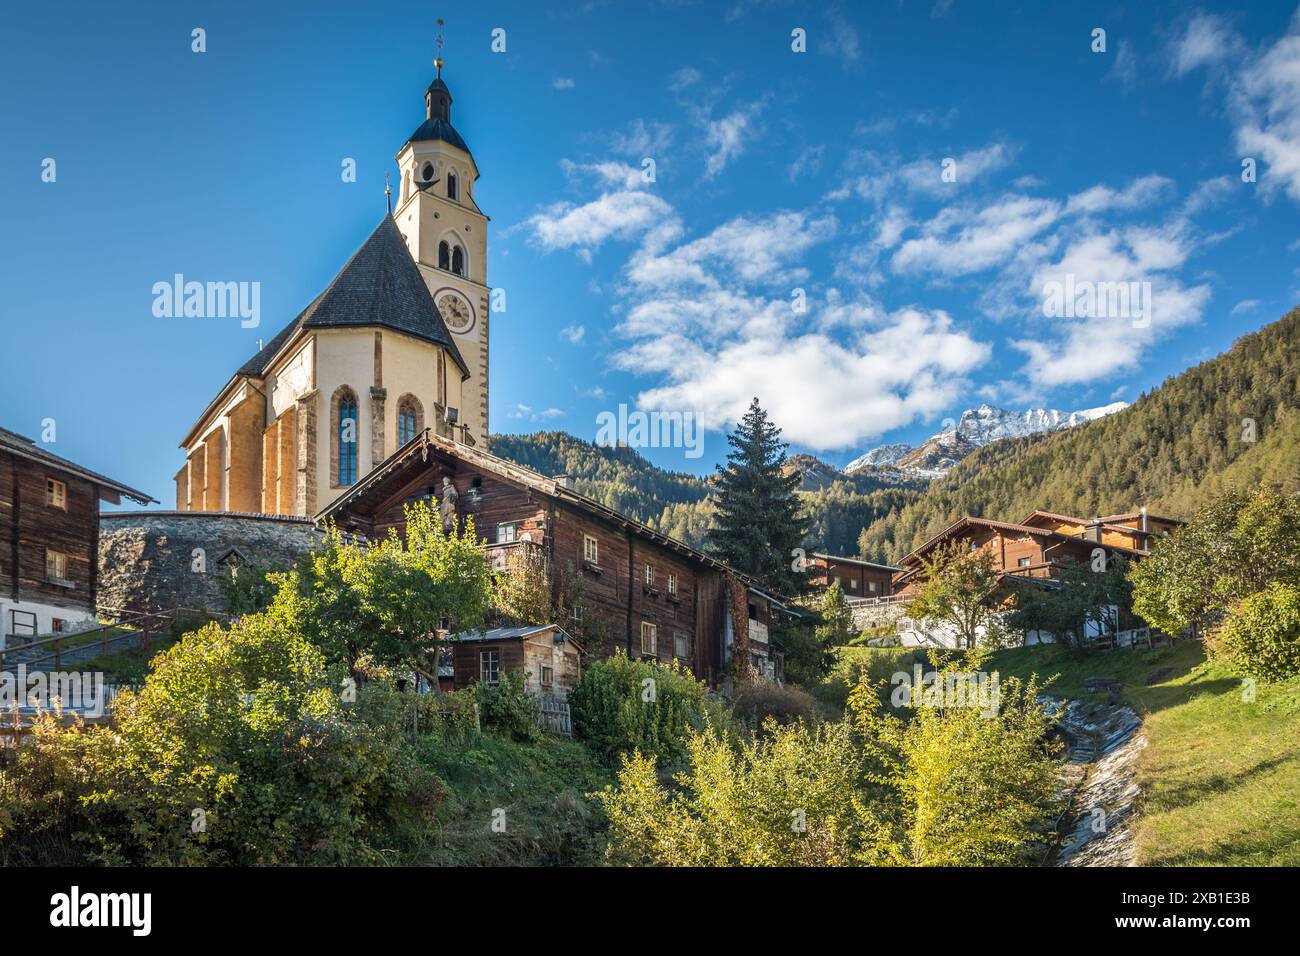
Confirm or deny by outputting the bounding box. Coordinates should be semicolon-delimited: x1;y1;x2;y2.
436;291;475;335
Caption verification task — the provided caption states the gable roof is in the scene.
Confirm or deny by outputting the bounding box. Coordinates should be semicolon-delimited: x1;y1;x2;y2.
0;427;156;505
898;515;1150;569
812;552;902;573
317;429;796;604
237;215;469;380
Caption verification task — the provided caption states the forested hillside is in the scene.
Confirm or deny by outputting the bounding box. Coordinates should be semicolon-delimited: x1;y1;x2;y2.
490;308;1299;564
857;307;1300;562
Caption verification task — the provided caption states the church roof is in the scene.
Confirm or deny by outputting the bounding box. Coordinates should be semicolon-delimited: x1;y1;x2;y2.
406;115;470;153
238;214;469;380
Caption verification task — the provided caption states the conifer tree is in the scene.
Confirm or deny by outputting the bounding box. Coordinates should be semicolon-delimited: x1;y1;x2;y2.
707;397;811;595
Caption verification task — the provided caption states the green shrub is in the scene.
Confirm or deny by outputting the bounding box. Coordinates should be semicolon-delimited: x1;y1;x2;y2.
569;651;725;763
473;671;543;743
1211;582;1300;682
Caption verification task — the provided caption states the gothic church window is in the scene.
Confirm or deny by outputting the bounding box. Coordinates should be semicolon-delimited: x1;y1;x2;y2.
438;241;450;271
447;171;458;200
451;245;464;276
333;387;359;487
397;395;423;445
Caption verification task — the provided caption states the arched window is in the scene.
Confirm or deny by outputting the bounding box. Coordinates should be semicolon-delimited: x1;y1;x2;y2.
397;395;424;446
333;387;359;487
451;245;464;276
421;162;435;183
438;241;450;271
447;171;458;201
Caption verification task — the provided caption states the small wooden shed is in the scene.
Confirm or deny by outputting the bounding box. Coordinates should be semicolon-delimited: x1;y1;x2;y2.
449;624;582;697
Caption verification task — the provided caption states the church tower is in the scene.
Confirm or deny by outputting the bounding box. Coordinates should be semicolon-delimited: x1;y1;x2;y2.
392;52;490;446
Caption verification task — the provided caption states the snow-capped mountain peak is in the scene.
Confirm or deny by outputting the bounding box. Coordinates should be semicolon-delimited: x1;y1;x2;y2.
845;401;1128;477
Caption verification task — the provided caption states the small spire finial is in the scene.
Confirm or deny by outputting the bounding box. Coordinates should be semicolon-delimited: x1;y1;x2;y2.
385;172;392;214
435;18;445;77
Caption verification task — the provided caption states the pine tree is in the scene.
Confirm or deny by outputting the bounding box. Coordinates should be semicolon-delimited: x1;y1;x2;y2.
706;398;811;595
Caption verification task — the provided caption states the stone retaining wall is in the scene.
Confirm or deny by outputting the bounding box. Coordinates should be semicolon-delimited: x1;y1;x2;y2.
98;511;321;614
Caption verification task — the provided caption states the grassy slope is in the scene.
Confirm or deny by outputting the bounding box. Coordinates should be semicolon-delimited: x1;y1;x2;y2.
402;732;615;866
990;642;1300;866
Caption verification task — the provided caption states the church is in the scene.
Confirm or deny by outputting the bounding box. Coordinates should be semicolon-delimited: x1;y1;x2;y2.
174;58;490;518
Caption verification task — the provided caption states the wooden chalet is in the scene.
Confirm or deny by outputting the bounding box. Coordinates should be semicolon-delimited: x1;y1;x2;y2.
808;552;900;599
892;507;1182;595
1;427;156;644
316;430;798;685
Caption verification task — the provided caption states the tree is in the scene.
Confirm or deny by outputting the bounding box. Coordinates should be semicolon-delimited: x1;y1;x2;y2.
1131;486;1300;636
782;582;851;686
273;501;494;676
1211;582;1300;681
906;541;1005;648
1007;555;1133;652
706;398;811;596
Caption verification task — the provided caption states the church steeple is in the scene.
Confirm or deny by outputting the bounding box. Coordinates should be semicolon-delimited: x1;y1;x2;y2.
425;19;452;123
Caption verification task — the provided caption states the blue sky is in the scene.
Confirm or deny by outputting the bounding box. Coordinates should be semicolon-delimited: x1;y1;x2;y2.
2;0;1298;503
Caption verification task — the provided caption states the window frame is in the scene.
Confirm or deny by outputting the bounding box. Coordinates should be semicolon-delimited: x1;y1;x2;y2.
667;573;677;594
479;649;500;686
45;548;68;582
640;621;657;656
583;534;599;565
674;631;689;660
644;563;654;587
540;664;554;687
46;477;67;509
497;521;519;544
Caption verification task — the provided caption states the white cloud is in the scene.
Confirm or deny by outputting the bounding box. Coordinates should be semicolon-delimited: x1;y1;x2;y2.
1065;175;1174;216
704;102;764;179
1230;298;1260;315
897;143;1017;195
1170;13;1242;76
618;303;990;450
561;324;586;343
628;210;838;289
552;77;576;90
669;67;702;92
1231;18;1300;203
893;196;1060;277
527;190;676;256
821;10;863;69
788;145;826;181
561;159;645;190
609;119;674;159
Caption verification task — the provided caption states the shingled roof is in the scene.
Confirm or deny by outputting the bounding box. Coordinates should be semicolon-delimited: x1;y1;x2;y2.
0;427;156;505
238;214;469;379
407;115;471;154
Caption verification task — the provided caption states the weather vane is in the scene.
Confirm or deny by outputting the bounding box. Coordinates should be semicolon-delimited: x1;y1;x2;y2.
384;171;392;214
435;17;445;76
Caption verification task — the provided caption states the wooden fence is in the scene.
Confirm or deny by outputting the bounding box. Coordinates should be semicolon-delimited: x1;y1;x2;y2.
537;697;572;737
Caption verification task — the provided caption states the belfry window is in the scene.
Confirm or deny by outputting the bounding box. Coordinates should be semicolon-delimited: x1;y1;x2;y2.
451;245;464;276
422;162;435;183
447;172;458;201
438;241;450;270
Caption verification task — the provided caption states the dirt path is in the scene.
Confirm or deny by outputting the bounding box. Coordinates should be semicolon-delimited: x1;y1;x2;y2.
1050;699;1145;866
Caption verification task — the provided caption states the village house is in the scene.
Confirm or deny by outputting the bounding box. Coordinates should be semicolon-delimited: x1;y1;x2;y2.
317;429;796;686
0;427;156;645
808;552;901;599
888;507;1183;647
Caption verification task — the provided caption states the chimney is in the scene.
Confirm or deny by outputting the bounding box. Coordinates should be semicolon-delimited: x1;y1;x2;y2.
554;474;573;490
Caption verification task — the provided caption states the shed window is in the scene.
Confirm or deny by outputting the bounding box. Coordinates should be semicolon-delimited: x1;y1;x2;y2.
497;521;519;544
46;478;67;509
667;573;677;594
583;534;599;564
479;650;500;686
540;665;553;687
1018;556;1032;569
674;631;688;659
644;563;654;586
868;580;878;593
640;622;657;656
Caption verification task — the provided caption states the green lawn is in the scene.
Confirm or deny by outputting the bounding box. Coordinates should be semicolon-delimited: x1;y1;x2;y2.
990;641;1300;866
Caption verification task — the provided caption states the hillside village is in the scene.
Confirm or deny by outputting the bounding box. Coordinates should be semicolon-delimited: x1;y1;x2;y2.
2;42;1299;875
